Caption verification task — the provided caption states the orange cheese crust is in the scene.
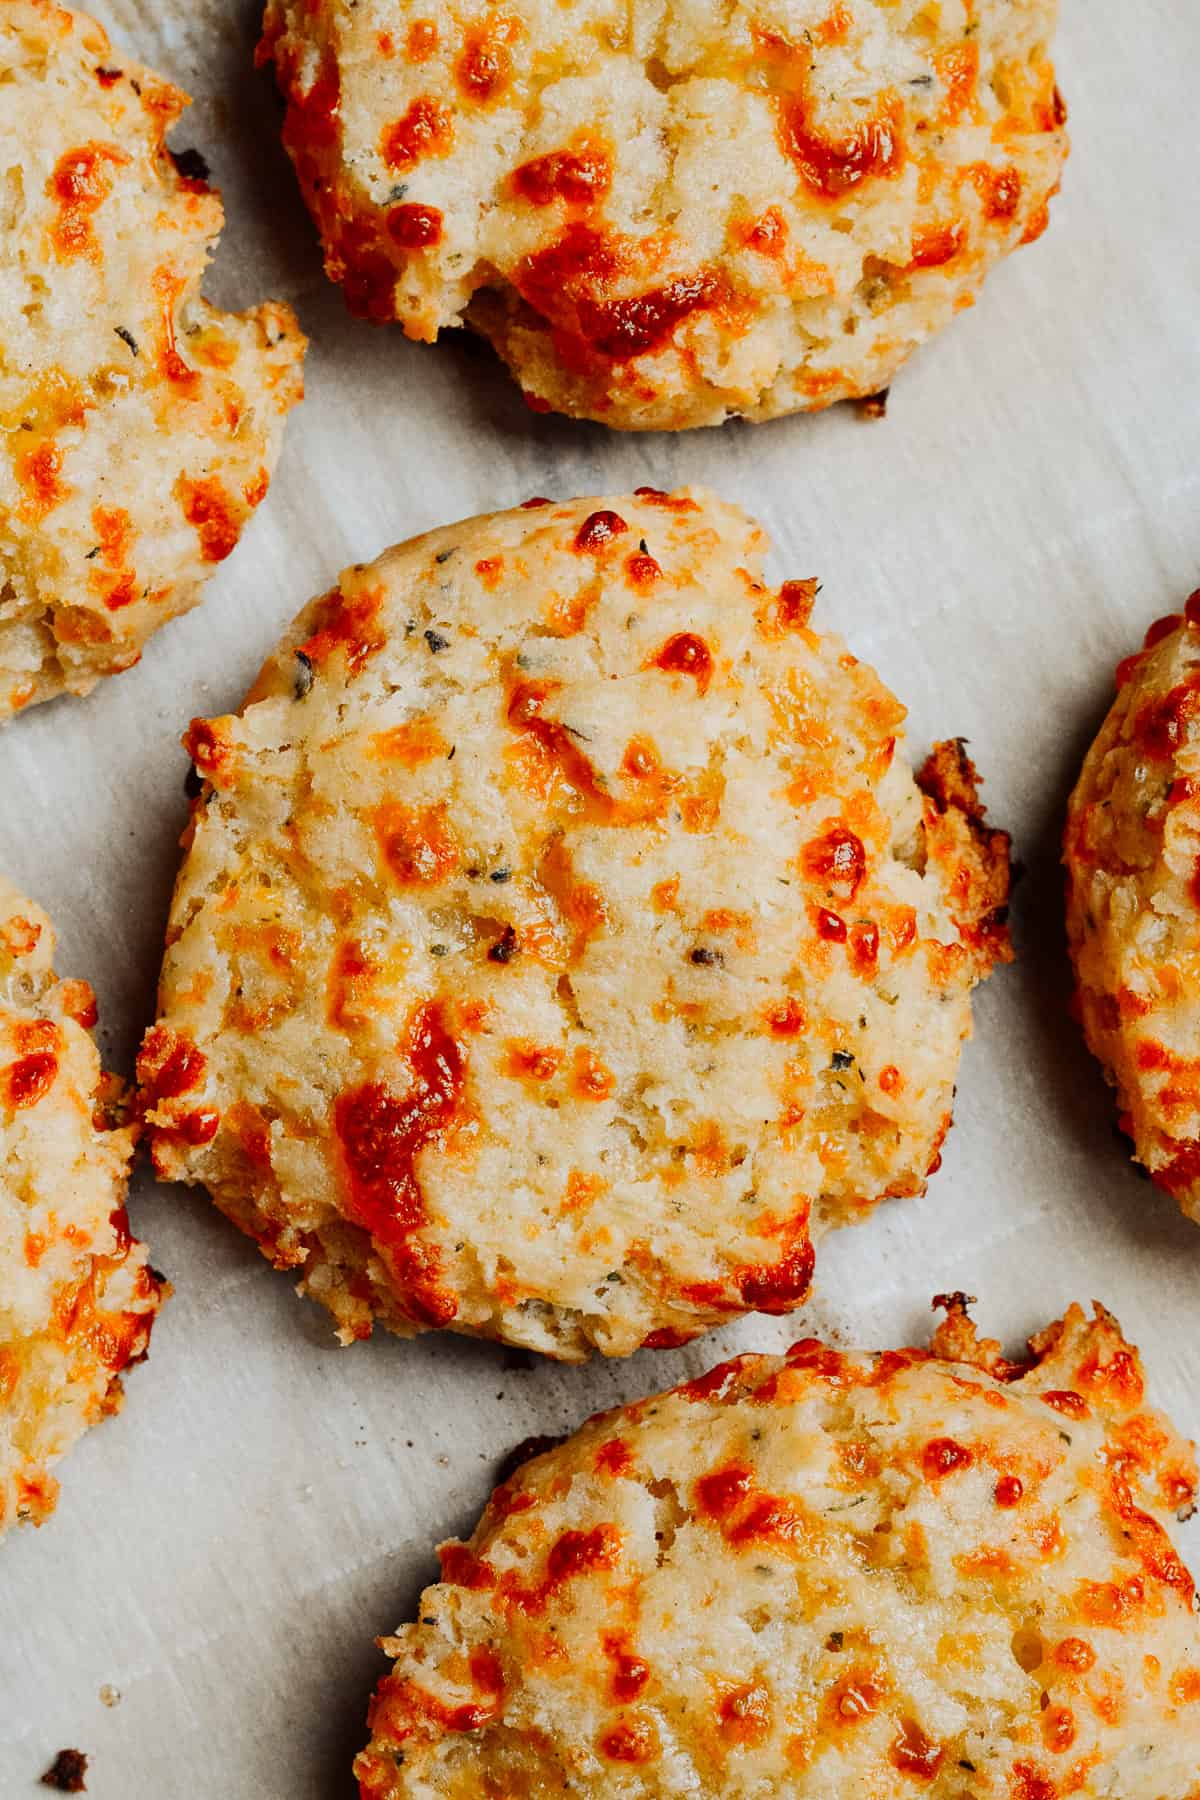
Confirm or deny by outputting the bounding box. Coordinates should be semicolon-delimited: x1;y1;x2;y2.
0;1;305;719
141;489;1009;1359
0;876;166;1536
355;1300;1200;1800
1065;593;1200;1221
259;0;1066;429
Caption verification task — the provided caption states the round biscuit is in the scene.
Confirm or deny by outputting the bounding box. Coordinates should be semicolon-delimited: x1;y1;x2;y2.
0;875;166;1536
141;488;1010;1358
355;1299;1200;1799
1065;597;1200;1222
0;1;305;719
259;0;1066;429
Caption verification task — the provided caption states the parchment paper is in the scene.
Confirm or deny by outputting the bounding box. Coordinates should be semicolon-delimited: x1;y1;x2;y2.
2;1;1199;1792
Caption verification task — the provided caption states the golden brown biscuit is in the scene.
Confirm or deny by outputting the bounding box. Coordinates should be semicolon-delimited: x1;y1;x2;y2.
1065;593;1200;1221
141;489;1010;1358
355;1299;1200;1799
259;0;1066;430
1;876;165;1536
0;0;305;720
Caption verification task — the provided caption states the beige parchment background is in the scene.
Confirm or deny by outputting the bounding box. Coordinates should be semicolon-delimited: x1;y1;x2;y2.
1;1;1198;1792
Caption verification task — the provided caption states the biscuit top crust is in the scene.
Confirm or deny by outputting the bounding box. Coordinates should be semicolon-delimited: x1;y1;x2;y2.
0;875;165;1534
259;0;1065;428
355;1300;1200;1799
0;1;305;719
143;489;1009;1359
1065;596;1200;1222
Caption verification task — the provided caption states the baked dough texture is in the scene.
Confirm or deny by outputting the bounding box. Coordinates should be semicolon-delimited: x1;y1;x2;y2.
0;0;306;720
1065;596;1200;1223
141;489;1010;1359
259;0;1066;430
0;876;165;1537
355;1299;1200;1800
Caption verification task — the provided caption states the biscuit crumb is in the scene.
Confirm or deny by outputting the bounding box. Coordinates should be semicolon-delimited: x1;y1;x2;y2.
40;1749;88;1793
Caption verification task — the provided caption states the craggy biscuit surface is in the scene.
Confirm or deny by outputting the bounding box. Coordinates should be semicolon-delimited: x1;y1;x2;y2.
1065;595;1200;1222
0;1;305;720
142;490;1009;1359
0;877;165;1536
259;0;1066;429
356;1301;1200;1800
